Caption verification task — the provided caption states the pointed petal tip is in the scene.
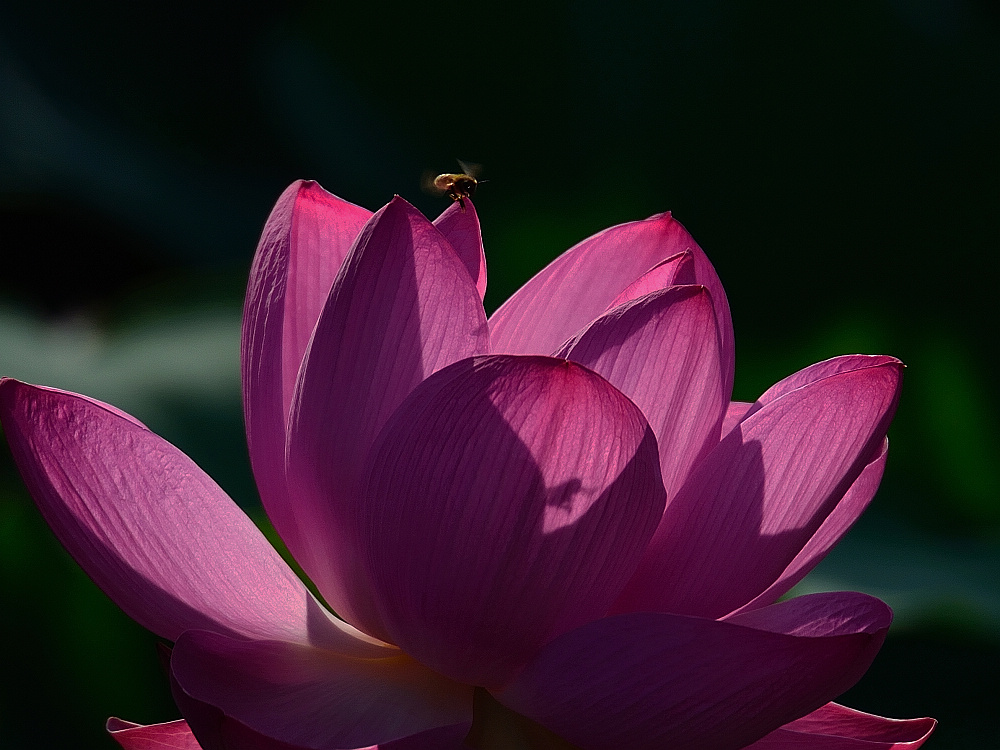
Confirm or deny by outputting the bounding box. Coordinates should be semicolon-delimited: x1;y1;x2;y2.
774;704;937;748
0;375;25;396
106;718;136;732
381;194;431;221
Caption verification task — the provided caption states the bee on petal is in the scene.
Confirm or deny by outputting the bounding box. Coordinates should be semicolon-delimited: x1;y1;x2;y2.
425;160;484;211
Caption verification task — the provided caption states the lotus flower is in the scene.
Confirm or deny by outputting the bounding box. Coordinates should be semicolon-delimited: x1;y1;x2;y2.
0;182;935;750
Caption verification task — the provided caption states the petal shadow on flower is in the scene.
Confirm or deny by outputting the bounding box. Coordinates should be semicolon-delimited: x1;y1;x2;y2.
359;354;667;689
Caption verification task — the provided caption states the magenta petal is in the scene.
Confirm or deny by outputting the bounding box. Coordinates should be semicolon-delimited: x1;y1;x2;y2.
744;355;903;423
170;630;472;750
0;379;326;643
285;196;489;630
488;211;734;396
242;180;372;594
721;400;754;437
498;592;891;750
746;703;936;749
558;285;726;500
433;198;487;299
171;676;330;750
174;686;469;750
360;355;666;688
729;438;889;616
108;719;202;750
615;358;903;618
605;251;697;309
377;724;472;750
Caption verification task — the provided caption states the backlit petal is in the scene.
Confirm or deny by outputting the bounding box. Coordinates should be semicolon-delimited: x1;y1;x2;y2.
241;180;372;594
745;355;903;423
499;592;891;750
605;251;696;309
558;285;726;500
728;438;889;616
745;703;936;748
286;196;489;630
615;358;903;618
108;719;202;750
488;212;733;395
0;378;349;644
721;400;754;438
434;198;487;299
360;355;665;688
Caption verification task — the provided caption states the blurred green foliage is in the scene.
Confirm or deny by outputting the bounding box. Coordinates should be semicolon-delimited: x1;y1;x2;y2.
1;1;997;748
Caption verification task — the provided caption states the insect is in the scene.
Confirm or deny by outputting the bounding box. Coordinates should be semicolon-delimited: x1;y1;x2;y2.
427;160;484;211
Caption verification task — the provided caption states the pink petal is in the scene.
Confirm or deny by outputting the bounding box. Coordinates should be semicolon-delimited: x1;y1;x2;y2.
170;630;473;750
744;355;903;423
498;592;891;750
0;378;352;644
170;680;321;750
488;211;734;396
107;719;202;750
605;251;697;309
728;438;889;616
746;703;936;749
433;198;487;299
241;180;372;594
377;725;472;750
360;355;666;688
615;358;903;618
558;285;726;500
721;400;754;437
172;686;471;750
285;196;489;631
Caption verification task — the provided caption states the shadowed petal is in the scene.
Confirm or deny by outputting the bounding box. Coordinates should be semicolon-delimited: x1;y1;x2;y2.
746;703;936;748
615;358;903;618
108;719;202;750
434;198;487;299
558;285;726;500
153;701;471;750
170;680;319;750
286;196;489;631
360;355;666;688
728;439;889;616
0;378;366;645
488;212;733;396
171;630;473;750
241;180;372;596
498;592;891;750
377;724;473;750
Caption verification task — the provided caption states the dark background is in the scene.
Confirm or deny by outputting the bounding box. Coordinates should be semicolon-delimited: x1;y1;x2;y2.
1;2;996;748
